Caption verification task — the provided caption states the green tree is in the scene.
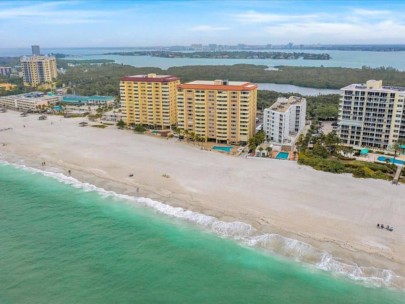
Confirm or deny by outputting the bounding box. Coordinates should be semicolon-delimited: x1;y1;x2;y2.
324;131;341;154
312;143;329;158
134;125;146;133
116;119;125;129
248;138;256;151
266;146;272;157
254;130;266;146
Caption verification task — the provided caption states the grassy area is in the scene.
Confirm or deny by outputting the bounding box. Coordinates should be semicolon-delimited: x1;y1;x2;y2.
298;152;395;180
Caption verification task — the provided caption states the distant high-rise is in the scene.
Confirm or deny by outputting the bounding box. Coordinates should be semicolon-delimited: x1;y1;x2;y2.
0;67;12;76
20;55;57;86
31;45;40;56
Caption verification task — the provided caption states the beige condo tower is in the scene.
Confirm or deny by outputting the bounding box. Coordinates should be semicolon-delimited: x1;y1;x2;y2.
20;55;57;87
177;80;257;144
120;74;180;128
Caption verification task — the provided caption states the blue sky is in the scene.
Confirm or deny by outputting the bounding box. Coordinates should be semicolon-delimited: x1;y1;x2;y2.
1;0;404;47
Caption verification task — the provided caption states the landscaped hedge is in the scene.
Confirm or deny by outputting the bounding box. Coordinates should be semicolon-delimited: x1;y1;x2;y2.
298;152;392;180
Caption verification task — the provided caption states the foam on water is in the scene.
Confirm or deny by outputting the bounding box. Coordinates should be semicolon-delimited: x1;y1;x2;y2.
1;159;404;289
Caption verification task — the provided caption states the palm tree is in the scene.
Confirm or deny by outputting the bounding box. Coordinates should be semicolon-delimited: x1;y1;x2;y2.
189;132;195;144
258;146;264;157
184;129;189;142
393;140;405;162
393;142;401;162
266;146;272;157
295;134;305;153
248;137;256;152
173;127;181;137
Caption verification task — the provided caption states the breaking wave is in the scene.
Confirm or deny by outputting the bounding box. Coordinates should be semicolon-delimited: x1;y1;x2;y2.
1;159;404;289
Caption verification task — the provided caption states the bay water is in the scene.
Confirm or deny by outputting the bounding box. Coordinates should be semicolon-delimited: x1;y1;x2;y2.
0;162;404;303
1;47;405;70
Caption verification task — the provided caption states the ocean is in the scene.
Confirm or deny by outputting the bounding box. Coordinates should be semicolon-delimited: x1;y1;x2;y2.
0;162;404;303
1;47;405;70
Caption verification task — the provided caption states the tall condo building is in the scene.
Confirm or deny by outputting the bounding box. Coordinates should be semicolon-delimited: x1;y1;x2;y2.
177;80;257;144
338;80;405;149
120;74;180;128
263;96;306;145
31;45;41;56
20;55;57;86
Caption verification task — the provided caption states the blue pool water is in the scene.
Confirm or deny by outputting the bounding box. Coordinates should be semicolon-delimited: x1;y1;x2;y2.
377;156;405;166
276;152;289;160
212;146;233;153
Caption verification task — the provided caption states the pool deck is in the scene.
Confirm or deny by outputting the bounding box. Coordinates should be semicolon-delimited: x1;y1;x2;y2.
270;151;295;160
357;153;405;165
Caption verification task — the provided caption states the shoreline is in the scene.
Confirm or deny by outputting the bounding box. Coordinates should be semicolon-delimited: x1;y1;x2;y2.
1;111;405;288
2;156;404;289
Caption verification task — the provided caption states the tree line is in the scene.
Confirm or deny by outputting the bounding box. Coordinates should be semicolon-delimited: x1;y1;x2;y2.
58;63;405;93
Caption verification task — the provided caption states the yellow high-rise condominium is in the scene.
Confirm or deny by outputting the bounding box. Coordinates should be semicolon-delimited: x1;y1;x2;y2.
120;74;180;128
177;80;257;144
20;55;58;87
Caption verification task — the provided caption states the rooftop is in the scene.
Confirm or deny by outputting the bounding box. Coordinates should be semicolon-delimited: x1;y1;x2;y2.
61;95;114;104
178;79;257;91
121;73;179;83
341;80;405;92
269;96;306;113
0;92;58;103
20;55;56;61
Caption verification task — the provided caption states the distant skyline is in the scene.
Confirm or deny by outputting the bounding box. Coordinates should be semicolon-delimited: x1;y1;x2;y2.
1;0;405;48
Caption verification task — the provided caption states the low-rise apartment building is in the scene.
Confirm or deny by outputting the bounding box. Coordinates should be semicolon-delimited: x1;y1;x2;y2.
177;80;257;144
61;95;115;115
263;96;306;146
0;92;59;112
120;74;180;128
338;80;405;150
0;83;17;91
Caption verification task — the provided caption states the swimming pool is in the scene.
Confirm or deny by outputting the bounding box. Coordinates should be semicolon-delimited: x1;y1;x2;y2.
377;156;405;166
212;146;233;153
276;152;289;160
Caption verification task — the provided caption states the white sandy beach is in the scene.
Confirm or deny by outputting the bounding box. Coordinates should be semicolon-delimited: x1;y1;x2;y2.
1;111;404;285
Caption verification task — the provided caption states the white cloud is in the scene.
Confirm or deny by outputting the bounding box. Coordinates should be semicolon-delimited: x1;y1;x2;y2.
189;25;230;32
233;10;317;23
0;1;126;25
231;7;405;43
351;8;391;16
263;20;405;43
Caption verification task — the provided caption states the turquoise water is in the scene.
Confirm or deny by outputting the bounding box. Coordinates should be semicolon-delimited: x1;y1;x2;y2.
0;163;404;303
377;156;405;165
276;152;290;160
212;146;233;153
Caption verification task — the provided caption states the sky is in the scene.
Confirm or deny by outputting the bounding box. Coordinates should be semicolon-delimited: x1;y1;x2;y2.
1;0;405;48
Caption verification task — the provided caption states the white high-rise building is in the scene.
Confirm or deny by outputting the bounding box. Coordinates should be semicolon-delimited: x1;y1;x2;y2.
338;80;405;149
263;96;306;145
